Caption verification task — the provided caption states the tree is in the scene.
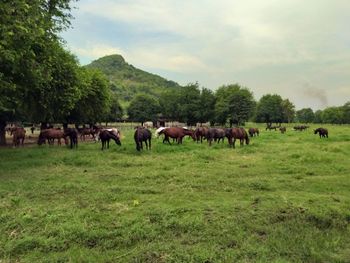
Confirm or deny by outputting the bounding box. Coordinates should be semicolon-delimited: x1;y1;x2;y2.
197;88;216;124
215;84;255;126
314;110;323;123
281;99;295;123
68;68;111;125
296;108;314;123
106;94;124;123
255;94;284;124
177;83;201;126
341;102;350;124
322;107;343;124
127;94;160;124
0;0;75;145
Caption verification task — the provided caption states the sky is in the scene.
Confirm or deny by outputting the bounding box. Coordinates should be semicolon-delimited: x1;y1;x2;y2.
61;0;350;110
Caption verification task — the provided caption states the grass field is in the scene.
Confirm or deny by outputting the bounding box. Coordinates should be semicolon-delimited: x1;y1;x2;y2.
1;124;350;262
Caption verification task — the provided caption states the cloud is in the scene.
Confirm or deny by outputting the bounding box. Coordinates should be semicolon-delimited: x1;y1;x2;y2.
62;0;350;109
302;84;328;108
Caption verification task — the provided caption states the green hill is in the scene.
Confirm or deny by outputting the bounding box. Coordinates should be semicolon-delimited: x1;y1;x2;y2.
85;54;180;105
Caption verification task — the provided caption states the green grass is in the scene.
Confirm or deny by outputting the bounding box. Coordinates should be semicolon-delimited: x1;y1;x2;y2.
1;124;350;262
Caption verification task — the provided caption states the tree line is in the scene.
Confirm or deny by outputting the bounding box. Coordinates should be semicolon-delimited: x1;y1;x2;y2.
1;1;349;145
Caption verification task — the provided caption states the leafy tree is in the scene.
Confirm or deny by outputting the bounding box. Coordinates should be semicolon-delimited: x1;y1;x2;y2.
197;88;216;124
296;108;314;123
68;68;111;125
314;110;323;123
0;0;75;145
106;94;124;123
127;94;160;124
177;83;201;126
322;107;343;124
281;99;295;123
215;84;255;126
159;91;181;121
341;102;350;124
255;94;284;124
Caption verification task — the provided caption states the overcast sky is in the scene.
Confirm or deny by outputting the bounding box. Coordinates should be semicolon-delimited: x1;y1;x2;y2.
62;0;350;110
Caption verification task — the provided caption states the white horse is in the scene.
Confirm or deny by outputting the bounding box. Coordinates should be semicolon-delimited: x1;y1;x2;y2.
155;127;166;138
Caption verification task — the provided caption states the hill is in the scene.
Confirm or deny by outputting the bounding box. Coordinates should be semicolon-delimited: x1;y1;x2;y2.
85;54;181;105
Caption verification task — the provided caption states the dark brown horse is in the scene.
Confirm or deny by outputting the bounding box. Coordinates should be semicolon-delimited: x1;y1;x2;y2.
248;128;259;137
194;127;208;143
99;129;121;150
279;127;286;134
64;128;79;148
160;127;195;145
227;128;250;148
134;127;152;151
12;127;26;147
207;128;225;146
38;129;68;146
314;128;328;138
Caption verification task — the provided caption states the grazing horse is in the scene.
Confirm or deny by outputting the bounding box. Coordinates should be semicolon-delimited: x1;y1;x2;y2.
64;128;78;148
159;127;195;145
155;127;166;138
314;128;328;138
207;128;225;146
38;129;68;146
12;127;26;147
266;125;280;131
227;128;250;148
248;128;259;137
294;125;308;131
279;127;286;134
79;128;97;141
134;127;152;151
194;127;208;143
99;129;121;150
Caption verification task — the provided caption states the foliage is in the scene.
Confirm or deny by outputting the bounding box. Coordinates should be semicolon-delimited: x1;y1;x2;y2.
255;94;284;124
0;0;76;144
86;55;180;103
127;94;160;123
68;69;111;124
281;99;295;123
197;88;216;124
215;84;256;126
296;108;315;123
314;110;323;123
321;107;344;124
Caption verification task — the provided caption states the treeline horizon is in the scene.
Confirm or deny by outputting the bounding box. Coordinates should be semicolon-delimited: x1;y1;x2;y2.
1;1;349;145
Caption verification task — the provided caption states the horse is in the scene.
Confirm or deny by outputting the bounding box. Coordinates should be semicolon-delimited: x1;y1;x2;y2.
134;126;152;151
194;127;208;143
266;125;279;131
12;127;26;147
248;128;259;137
279;127;286;134
79;128;98;141
227;128;250;148
64;128;78;148
207;128;225;146
99;129;121;150
159;127;195;145
38;129;68;146
314;128;328;138
294;125;308;131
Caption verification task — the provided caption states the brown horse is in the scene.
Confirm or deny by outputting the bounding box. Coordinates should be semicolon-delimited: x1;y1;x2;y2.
279;127;286;134
12;127;26;147
64;128;79;148
160;127;195;145
99;129;121;150
79;128;97;141
38;129;68;146
314;128;328;138
194;127;208;143
134;126;152;151
248;128;259;137
207;128;226;146
227;128;250;148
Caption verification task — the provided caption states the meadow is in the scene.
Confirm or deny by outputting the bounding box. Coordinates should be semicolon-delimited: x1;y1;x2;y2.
0;124;350;262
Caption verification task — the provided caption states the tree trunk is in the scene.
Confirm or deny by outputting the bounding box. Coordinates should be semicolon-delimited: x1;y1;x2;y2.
0;120;7;146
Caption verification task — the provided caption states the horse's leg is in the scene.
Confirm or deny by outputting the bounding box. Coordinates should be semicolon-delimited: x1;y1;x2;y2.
233;138;236;148
144;140;147;150
149;138;151;150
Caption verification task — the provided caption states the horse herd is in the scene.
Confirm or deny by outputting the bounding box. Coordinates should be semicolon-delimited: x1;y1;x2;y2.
6;124;329;150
